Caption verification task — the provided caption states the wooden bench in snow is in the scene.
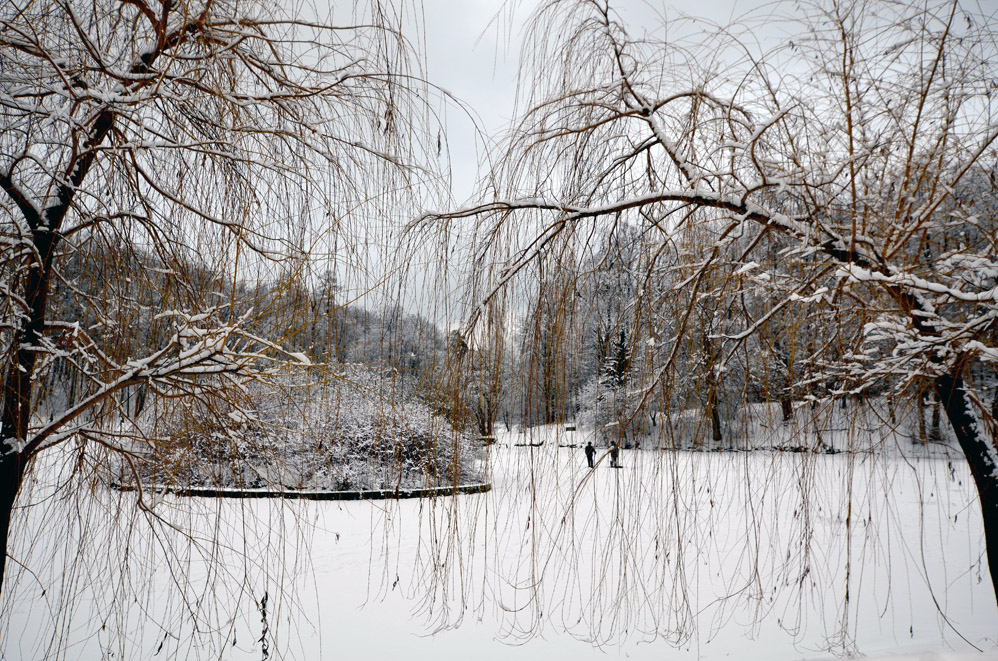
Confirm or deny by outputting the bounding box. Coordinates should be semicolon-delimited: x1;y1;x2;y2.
112;482;491;500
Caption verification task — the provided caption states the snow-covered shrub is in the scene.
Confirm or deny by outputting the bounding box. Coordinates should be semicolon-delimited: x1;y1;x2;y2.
124;365;483;492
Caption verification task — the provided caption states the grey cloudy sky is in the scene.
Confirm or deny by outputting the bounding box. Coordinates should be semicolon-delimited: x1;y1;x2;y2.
419;0;763;202
313;0;781;318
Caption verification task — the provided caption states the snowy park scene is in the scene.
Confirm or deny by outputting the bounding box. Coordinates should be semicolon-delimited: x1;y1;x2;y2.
1;0;997;659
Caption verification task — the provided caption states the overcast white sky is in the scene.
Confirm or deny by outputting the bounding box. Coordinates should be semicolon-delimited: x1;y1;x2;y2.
316;0;784;320
383;0;769;324
417;0;762;203
419;0;529;203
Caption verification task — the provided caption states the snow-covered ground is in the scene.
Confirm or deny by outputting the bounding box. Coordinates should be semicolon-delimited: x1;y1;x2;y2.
1;425;996;660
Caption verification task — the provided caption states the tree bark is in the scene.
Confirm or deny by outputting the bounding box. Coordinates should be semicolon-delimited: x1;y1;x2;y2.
918;393;927;444
709;390;723;443
0;453;27;600
935;372;998;603
702;331;723;443
930;394;942;443
781;397;793;423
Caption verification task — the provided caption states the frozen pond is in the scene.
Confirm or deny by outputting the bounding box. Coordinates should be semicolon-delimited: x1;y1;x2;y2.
1;430;996;660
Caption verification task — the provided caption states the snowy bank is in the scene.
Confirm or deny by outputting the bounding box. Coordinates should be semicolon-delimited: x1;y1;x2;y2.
112;481;490;500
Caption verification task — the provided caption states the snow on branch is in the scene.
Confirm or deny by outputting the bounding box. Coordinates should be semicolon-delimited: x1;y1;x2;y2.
836;264;998;305
19;311;309;456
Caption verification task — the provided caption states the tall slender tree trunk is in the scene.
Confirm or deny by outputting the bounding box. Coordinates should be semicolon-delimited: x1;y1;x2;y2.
918;393;927;444
991;385;997;429
703;333;723;443
776;342;794;424
935;371;998;603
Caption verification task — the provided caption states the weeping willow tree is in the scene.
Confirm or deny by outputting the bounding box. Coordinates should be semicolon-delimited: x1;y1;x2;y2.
0;0;451;654
419;0;998;648
5;0;996;656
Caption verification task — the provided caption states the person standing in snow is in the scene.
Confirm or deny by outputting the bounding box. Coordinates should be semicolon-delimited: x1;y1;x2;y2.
584;441;596;468
610;442;620;468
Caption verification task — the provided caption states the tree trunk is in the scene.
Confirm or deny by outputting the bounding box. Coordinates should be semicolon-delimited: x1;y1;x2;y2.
935;372;998;605
703;332;723;443
781;397;793;423
0;241;52;599
709;391;723;443
918;393;927;444
930;394;942;443
0;453;27;600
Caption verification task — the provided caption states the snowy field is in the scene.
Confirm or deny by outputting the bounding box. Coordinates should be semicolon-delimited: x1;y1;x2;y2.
1;426;996;660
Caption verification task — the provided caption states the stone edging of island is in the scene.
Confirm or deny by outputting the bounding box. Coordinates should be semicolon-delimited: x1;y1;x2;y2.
112;482;491;501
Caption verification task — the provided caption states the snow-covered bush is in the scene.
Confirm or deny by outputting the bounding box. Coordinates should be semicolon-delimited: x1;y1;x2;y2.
123;365;483;492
